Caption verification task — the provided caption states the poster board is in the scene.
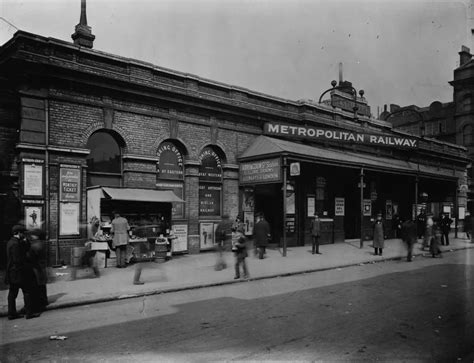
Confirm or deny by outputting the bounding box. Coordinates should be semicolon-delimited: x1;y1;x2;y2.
23;161;44;197
60;202;80;236
25;205;43;230
385;200;393;220
200;222;216;250
244;211;254;236
335;197;345;216
171;224;188;252
363;199;372;216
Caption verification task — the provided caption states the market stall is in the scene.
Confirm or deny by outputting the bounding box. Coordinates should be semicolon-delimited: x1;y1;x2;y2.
86;186;185;265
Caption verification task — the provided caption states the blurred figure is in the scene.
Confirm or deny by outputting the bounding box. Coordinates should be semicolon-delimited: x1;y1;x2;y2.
232;215;245;234
214;214;232;271
422;213;434;250
26;229;49;312
464;211;472;240
401;217;417;262
439;213;453;246
431;224;443;258
310;212;322;255
232;227;249;279
373;213;385;256
111;211;130;268
5;225;39;320
254;213;270;259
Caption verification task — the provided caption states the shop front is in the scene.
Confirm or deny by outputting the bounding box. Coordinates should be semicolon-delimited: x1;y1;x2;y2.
86;186;186;264
238;124;464;249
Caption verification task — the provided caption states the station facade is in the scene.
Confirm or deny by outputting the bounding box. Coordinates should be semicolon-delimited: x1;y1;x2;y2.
0;29;469;265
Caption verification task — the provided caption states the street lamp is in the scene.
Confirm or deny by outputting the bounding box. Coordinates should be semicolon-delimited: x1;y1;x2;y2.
318;80;365;121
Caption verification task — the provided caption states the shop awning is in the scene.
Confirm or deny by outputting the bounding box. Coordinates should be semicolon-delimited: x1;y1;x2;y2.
239;136;456;179
101;187;185;203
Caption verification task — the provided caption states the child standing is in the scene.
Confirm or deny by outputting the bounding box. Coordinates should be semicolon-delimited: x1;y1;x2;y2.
232;228;249;279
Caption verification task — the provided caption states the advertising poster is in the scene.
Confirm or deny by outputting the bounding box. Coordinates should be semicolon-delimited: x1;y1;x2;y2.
307;196;315;217
385;200;393;220
24;163;43;197
363;199;372;216
242;190;254;212
244;211;254;236
60;203;80;236
59;166;81;202
199;184;221;216
171;224;188;252
335;197;345;216
200;222;215;250
25;206;42;230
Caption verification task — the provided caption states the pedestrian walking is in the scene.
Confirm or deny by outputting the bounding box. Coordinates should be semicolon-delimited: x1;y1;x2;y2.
416;209;426;239
464;211;472;240
253;212;270;259
401;218;417;262
5;225;39;320
111;211;130;268
373;213;385;256
26;229;49;312
214;214;232;270
232;215;245;234
310;212;322;254
232;228;249;279
422;213;434;250
431;223;443;258
439;213;453;246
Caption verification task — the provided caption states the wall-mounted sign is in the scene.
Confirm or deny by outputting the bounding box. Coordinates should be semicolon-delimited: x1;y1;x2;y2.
243;211;254;236
199;147;222;182
157;141;184;180
23;160;44;197
59;165;81;202
25;205;43;230
60;202;80;236
240;158;281;184
264;122;418;149
335;197;345;216
242;189;254;212
290;162;300;176
363;199;372;216
199;184;221;216
307;196;315;217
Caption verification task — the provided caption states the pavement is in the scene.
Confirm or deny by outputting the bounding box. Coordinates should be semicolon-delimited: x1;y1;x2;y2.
1;234;474;317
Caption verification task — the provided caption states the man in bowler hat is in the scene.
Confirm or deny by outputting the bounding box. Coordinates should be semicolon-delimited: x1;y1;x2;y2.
310;212;322;254
5;225;40;320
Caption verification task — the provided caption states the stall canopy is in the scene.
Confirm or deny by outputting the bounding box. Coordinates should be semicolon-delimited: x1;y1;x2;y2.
101;187;185;203
239;135;456;179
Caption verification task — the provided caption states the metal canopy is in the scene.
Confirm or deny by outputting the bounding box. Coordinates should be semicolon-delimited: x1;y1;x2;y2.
239;135;456;179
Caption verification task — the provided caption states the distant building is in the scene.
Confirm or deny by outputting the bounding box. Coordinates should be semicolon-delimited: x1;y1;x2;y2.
381;45;474;212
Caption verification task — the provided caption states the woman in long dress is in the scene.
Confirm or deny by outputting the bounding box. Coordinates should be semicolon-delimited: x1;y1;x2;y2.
373;213;385;256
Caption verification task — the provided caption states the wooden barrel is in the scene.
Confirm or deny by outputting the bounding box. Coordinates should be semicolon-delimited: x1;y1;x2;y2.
154;240;168;263
71;247;85;267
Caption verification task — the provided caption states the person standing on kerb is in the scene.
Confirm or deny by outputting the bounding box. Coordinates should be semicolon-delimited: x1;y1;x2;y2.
310;212;322;255
373;213;385;256
111;211;130;268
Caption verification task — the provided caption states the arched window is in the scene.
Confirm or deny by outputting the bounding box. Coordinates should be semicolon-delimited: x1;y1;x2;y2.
198;146;225;217
86;131;124;187
156;140;186;218
463;125;473;146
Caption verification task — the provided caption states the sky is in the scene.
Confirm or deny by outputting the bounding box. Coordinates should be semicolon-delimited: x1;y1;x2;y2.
0;0;472;117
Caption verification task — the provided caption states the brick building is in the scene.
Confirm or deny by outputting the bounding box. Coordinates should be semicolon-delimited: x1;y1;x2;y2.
381;45;474;212
0;15;469;266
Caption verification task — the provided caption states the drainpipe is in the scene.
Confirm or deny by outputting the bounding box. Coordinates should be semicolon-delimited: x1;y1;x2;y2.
282;157;287;257
360;168;364;248
44;99;51;266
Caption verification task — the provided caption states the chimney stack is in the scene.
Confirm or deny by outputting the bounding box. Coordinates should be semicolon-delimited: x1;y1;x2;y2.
71;0;95;48
338;62;343;85
459;45;472;66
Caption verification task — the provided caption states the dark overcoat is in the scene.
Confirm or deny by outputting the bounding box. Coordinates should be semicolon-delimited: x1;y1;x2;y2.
254;219;270;247
373;220;385;248
5;236;32;285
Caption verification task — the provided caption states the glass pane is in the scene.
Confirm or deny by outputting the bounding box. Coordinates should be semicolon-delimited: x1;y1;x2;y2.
87;132;121;173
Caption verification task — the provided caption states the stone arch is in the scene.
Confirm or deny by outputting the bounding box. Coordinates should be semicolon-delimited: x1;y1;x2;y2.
81;123;130;151
197;143;228;164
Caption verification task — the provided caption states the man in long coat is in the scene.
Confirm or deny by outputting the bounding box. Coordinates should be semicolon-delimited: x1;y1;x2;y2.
5;225;38;319
253;213;270;259
373;213;385;256
111;211;130;268
310;212;322;254
401;218;417;262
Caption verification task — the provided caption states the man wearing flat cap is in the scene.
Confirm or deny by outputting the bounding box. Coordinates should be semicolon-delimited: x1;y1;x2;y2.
5;224;39;320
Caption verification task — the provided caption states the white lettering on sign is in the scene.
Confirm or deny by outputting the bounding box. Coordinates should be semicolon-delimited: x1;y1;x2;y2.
264;123;418;148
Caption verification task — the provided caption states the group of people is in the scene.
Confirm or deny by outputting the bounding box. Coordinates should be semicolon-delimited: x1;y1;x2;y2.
369;210;454;261
213;212;272;279
5;224;48;320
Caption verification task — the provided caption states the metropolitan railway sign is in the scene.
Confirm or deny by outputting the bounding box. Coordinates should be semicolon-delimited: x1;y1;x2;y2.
264;122;418;148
